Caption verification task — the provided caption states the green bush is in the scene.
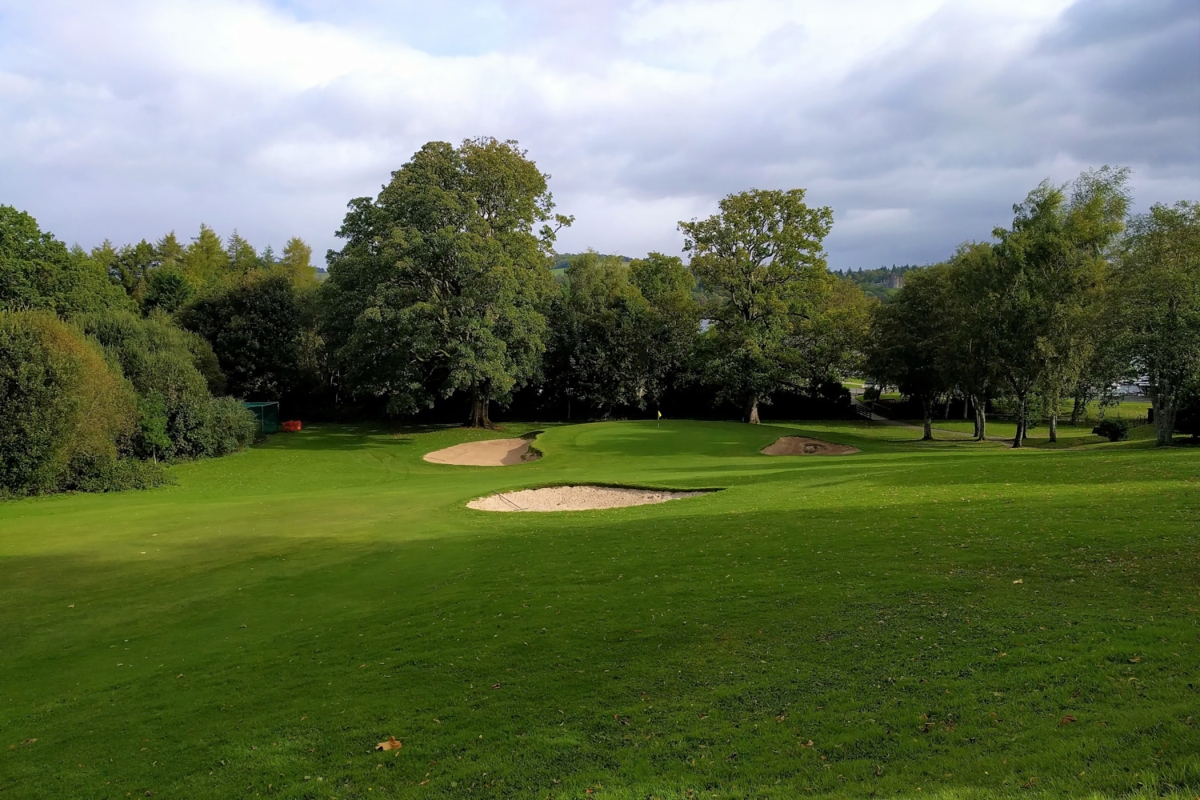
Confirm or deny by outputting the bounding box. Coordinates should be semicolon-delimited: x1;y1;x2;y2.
0;311;138;495
1092;418;1130;442
74;311;250;459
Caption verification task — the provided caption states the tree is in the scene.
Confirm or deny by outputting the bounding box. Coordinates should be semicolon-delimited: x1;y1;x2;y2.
180;272;305;401
792;273;873;395
545;252;652;417
679;188;833;423
226;231;260;276
0;310;137;494
322;137;570;426
1113;201;1200;446
629;252;700;408
108;239;161;304
988;171;1128;447
279;237;317;286
940;243;1004;440
182;224;230;288
143;266;193;314
0;205;133;316
867;266;952;440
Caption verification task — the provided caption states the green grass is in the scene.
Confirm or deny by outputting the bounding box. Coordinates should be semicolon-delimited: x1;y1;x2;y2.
1;420;1198;799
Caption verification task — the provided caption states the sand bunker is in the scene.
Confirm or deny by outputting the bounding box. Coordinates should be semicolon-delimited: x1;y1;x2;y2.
761;436;859;456
424;438;540;466
468;485;710;512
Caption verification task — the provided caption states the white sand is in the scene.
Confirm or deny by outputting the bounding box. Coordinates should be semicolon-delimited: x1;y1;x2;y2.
468;485;709;512
761;436;859;456
424;438;540;466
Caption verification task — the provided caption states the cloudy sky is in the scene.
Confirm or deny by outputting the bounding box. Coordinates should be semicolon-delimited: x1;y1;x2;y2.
1;0;1196;269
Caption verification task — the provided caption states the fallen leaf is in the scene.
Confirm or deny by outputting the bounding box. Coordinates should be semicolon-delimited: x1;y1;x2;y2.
375;736;402;752
1129;657;1141;663
360;664;367;668
491;683;501;690
775;713;787;723
1012;579;1023;584
1059;716;1077;726
800;740;814;748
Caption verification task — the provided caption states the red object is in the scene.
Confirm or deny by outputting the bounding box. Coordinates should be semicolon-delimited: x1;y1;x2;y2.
281;420;302;432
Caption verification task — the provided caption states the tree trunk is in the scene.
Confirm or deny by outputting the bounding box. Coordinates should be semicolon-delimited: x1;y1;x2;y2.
921;398;933;441
962;395;970;420
1151;389;1176;447
468;393;492;428
1070;392;1085;426
975;403;988;441
1012;395;1025;448
944;395;952;420
1048;412;1057;443
745;395;760;425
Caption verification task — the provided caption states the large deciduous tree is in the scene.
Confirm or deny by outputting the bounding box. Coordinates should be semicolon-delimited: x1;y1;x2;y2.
322;138;570;426
867;265;952;440
680;188;833;423
1114;201;1200;446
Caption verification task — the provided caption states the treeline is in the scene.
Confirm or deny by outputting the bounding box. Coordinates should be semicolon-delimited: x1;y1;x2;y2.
867;168;1200;447
0;210;320;496
835;265;925;301
4;140;1196;497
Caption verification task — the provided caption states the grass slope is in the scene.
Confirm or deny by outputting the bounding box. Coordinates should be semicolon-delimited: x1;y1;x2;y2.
1;421;1198;799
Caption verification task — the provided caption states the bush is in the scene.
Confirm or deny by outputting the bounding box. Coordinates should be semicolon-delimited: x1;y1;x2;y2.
74;310;250;459
862;385;881;402
0;311;137;495
1092;418;1130;442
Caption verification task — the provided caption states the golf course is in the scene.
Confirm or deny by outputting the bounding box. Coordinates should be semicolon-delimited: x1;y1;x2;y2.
1;419;1197;799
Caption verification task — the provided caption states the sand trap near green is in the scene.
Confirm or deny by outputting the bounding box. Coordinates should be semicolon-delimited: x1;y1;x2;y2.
468;484;709;511
423;437;540;466
761;435;859;455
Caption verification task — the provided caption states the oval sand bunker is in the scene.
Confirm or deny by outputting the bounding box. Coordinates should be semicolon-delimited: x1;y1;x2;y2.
469;485;709;512
762;436;859;456
424;438;540;466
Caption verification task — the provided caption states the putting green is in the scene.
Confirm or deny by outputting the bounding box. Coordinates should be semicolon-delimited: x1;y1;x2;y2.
1;420;1197;799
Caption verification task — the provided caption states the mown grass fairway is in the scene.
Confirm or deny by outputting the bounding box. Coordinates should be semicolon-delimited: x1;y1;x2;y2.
1;421;1198;799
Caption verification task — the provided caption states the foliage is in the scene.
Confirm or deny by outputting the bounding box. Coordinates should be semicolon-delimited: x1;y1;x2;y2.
1113;201;1200;446
0;310;140;495
0;205;134;316
680;188;833;423
833;264;925;301
1091;417;1130;442
75;310;253;459
179;271;306;401
322;137;571;426
866;265;952;439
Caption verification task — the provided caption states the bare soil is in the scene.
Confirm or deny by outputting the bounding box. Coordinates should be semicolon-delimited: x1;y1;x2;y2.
468;485;709;512
761;436;859;456
424;438;540;466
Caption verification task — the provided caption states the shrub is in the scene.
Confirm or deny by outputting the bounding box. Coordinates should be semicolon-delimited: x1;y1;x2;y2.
1092;418;1130;442
0;311;137;495
862;385;881;402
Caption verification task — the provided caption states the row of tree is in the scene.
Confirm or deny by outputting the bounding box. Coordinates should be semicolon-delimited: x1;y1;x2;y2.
4;137;1196;498
868;168;1199;447
0;205;322;494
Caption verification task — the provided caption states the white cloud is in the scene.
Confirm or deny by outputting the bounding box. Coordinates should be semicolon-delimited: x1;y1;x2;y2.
0;0;1195;267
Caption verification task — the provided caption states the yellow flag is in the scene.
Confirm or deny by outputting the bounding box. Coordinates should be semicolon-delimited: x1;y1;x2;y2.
657;410;662;419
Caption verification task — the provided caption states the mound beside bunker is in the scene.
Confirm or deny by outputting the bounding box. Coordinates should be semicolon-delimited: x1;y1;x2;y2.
762;436;859;456
469;485;710;512
424;438;540;466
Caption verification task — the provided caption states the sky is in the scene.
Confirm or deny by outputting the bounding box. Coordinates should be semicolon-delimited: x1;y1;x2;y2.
0;0;1197;270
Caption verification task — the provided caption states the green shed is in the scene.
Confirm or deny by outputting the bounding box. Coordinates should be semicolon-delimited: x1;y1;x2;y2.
243;401;280;434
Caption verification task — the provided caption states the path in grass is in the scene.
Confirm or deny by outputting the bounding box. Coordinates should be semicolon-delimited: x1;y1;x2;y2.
1;420;1197;799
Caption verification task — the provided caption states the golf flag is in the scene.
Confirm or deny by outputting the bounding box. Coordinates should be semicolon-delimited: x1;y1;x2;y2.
657;410;662;420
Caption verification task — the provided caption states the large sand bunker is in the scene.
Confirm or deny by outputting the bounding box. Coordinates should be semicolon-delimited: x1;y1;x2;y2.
469;485;711;512
424;438;540;466
761;436;859;456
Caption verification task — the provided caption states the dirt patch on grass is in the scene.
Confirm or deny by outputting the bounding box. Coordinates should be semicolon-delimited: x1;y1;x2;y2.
761;436;859;456
424;438;540;466
468;485;711;512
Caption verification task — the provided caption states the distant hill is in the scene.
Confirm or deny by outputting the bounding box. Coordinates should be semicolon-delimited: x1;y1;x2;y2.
834;264;926;301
